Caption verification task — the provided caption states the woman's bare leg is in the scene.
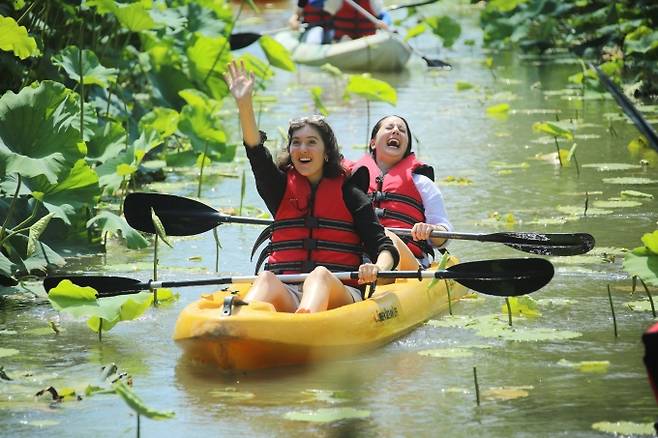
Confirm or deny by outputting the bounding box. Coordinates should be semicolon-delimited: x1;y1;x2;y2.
296;266;354;313
244;271;298;313
385;228;420;271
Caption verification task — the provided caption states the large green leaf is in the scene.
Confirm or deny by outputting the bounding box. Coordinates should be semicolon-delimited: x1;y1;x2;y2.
113;2;159;32
346;75;397;106
259;35;296;72
624;26;658;56
86;211;149;249
623;247;658;287
86;291;153;332
187;33;231;90
27;212;55;258
178;101;227;154
424;15;461;48
532;121;573;140
113;381;175;419
28;160;100;224
0;81;85;184
86;121;128;164
52;47;118;88
0;15;40;59
139;107;180;138
0;251;17;285
404;23;427;41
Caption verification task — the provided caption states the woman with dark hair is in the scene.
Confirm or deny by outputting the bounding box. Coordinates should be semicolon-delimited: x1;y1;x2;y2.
224;61;398;313
351;115;451;270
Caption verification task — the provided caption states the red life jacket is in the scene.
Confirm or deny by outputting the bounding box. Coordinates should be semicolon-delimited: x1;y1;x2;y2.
302;3;333;28
263;169;363;287
352;153;431;258
643;321;658;404
333;0;378;40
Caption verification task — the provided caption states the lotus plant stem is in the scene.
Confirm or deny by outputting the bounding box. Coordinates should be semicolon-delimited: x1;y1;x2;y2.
572;152;580;177
473;366;480;406
137;413;141;438
204;2;243;84
16;1;37;24
0;174;21;241
79;12;85;139
197;143;209;198
607;284;618;338
553;137;563;166
239;169;246;216
153;234;159;282
213;228;222;273
446;280;452;315
584;192;589;217
99;319;103;342
505;297;513;327
639;278;656;318
0;200;41;247
105;84;113;118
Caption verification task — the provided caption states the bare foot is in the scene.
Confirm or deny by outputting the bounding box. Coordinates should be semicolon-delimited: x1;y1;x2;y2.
295;307;311;314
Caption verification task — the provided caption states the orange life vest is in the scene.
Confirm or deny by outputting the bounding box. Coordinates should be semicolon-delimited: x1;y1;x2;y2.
332;0;378;40
258;169;363;287
352;153;431;258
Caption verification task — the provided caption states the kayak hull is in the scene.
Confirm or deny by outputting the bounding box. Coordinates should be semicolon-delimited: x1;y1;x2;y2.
274;30;412;72
173;257;466;371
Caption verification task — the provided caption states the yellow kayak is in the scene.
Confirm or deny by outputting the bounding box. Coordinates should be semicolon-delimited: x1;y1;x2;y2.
173;256;467;371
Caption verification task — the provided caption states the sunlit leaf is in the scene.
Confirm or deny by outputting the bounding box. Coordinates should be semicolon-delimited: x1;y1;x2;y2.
557;358;610;373
423;15;461;48
86;292;153;333
302;389;350;404
150;208;173;249
87;211;149;249
209;388;255;400
591;421;655;436
439;176;473;186
284;407;370;423
556;205;613;216
418;348;473;358
621;190;653;199
346;75;397;106
259;35;295;72
624;25;658;56
592;200;642;208
602;177;658;185
26;213;55;258
623;247;658;287
486;103;510;118
532;122;573;140
404;23;427;41
0;348;19;358
641;230;658;255
113;381;175;419
113;2;158;32
502;296;541;317
52;47;118;87
139;107;180;138
0;16;39;59
456;81;475;91
625;300;654;312
310;86;329;116
581;163;642;171
482;386;531;401
320;63;343;77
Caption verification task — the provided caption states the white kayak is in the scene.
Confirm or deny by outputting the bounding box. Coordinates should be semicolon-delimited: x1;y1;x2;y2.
275;30;412;72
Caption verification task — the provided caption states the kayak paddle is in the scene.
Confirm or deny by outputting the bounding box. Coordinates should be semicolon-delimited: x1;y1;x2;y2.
592;64;658;152
43;257;554;298
123;192;595;256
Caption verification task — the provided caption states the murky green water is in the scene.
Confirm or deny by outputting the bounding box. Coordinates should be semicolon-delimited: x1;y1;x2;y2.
2;1;658;436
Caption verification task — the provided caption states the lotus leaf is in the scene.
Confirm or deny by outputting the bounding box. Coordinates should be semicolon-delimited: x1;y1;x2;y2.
187;34;231;94
602;177;658;185
424;15;461;48
86;121;128;164
52;47;118;88
259;35;295;72
112;2;159;32
532;122;573;140
502;296;541;317
482;386;531;401
113;381;174;419
623;247;658;287
310;87;329;116
346;75;397;106
592;200;642;208
581;163;642;171
486;103;510;119
641;230;658;254
405;23;427;41
87;211;148;249
0;348;19;358
209;388;255;400
624;26;658;56
0;81;84;184
621;190;653;199
591;421;655;436
86;291;153;332
139;107;180;138
625;300;654;312
284;407;370;423
0;16;39;59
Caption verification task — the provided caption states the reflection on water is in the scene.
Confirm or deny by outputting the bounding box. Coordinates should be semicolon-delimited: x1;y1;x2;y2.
2;1;658;436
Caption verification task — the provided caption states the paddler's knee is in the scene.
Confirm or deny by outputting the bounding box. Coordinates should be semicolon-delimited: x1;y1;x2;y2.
307;266;334;282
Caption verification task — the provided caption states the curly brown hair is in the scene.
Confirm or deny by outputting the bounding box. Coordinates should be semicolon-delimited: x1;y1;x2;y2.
276;115;347;178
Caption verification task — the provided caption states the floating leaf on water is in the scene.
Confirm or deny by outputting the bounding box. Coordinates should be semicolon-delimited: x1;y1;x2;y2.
592;200;642;208
625;300;654;312
209;388;255;401
0;348;19;358
284;407;370;423
558;359;610;373
502;296;541;317
621;190;654;199
591;421;655;436
489;161;529;170
418;348;473;358
25;326;60;336
456;81;474;91
482;386;532;401
532;122;573;140
485;103;510;120
302;389;350;404
442;387;470;394
497;169;513;176
623;247;658;287
526;217;570;226
556;205;613;216
0;330;18;335
439;176;473;186
602;177;658;185
113;381;175;420
581;163;642;171
188;256;203;261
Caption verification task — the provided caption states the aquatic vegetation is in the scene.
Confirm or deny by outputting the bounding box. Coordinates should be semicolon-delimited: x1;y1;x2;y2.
283;407;370;423
591;421;655;436
557;359;610;373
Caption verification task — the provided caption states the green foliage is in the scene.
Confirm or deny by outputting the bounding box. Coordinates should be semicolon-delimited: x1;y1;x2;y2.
113;380;175;420
0;15;39;59
423;16;461;48
310;87;329;116
404;23;427;41
346;74;397;106
623;230;658;287
532;122;573;140
52;47;118;87
259;35;296;72
86;211;149;249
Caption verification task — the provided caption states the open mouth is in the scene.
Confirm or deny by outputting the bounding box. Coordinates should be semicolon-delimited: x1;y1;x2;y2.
298;157;312;163
386;138;401;148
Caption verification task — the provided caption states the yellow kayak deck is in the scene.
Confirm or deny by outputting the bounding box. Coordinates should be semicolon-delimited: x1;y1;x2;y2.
173;257;467;371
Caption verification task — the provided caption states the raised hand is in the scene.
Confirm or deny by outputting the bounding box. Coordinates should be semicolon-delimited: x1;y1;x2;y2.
224;60;255;103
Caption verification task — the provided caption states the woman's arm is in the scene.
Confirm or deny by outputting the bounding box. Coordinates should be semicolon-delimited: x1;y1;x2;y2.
224;61;260;147
411;173;452;247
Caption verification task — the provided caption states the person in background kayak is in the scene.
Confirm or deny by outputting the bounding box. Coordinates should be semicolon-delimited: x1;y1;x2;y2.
350;115;452;271
224;61;398;313
289;0;390;43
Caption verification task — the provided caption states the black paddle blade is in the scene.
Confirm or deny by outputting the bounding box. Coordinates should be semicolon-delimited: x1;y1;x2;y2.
447;258;554;296
43;275;144;296
422;56;452;69
229;32;262;50
593;64;658;152
501;232;595;256
123;192;220;236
